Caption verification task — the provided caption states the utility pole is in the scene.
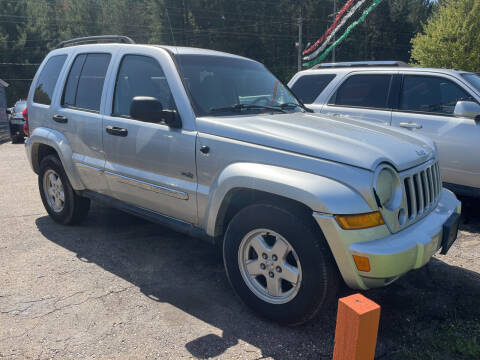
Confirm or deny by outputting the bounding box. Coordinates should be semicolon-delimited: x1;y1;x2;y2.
297;17;303;72
332;0;337;62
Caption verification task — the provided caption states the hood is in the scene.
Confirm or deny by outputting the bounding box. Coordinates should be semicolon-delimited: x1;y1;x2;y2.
196;112;436;172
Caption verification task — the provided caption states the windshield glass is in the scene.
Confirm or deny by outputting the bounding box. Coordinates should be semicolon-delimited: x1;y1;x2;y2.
176;54;302;116
461;73;480;93
14;102;26;113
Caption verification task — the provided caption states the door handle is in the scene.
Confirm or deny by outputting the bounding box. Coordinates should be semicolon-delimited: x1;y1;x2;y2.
399;122;422;129
106;126;128;137
52;114;68;123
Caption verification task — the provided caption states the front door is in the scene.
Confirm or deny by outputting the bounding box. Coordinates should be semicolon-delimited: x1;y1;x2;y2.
102;52;197;224
391;74;480;189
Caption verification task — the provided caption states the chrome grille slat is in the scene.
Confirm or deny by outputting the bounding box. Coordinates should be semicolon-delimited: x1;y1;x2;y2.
427;167;434;203
401;161;441;228
407;177;417;218
415;173;424;214
422;170;430;208
431;165;437;198
436;163;442;194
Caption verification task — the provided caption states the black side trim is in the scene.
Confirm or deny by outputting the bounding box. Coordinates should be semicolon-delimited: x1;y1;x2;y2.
443;182;480;198
79;190;214;243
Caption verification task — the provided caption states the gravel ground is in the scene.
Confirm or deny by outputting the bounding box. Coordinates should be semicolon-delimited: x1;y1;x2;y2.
0;141;479;360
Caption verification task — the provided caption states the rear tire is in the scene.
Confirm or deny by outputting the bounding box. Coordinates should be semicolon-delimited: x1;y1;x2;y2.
223;202;339;325
38;155;90;225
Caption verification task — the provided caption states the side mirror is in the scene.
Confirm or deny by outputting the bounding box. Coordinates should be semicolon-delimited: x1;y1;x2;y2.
454;100;480;121
6;108;11;115
130;96;181;128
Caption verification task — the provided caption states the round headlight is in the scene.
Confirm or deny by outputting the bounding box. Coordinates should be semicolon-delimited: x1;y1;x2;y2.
374;166;402;210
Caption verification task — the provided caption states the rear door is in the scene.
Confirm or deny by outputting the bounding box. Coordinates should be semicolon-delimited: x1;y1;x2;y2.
102;48;197;224
320;72;396;125
391;73;480;189
54;52;113;194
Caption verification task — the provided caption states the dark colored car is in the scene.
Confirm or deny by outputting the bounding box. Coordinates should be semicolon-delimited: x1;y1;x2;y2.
8;100;26;143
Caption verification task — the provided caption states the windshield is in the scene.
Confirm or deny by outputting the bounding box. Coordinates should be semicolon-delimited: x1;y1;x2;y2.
461;73;480;93
175;54;303;116
14;102;26;113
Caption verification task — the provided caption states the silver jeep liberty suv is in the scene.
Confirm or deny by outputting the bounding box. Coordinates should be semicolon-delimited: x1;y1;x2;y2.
25;36;461;325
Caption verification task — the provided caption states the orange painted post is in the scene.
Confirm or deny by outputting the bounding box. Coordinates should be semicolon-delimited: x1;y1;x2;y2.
333;293;381;360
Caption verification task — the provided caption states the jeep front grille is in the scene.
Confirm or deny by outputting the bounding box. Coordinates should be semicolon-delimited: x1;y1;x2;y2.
403;161;441;221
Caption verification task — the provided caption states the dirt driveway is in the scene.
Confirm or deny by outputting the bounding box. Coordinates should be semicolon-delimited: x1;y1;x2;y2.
0;141;479;359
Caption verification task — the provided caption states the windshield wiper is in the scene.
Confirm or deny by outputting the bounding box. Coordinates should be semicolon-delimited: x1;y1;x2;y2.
278;102;313;113
209;103;286;114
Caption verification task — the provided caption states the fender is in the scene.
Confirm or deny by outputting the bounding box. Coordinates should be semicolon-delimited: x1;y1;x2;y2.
26;127;86;190
202;162;373;237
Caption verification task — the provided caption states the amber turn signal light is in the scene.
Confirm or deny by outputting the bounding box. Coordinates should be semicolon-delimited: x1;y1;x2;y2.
352;255;371;272
335;211;385;230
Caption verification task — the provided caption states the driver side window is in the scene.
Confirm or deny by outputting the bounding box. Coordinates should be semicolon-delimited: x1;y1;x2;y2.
400;75;473;115
113;55;175;117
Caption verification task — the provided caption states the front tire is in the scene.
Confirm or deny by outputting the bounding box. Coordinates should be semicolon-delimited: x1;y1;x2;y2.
38;155;90;225
223;203;339;325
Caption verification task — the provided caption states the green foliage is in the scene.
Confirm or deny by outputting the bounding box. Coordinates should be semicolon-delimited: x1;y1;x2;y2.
0;0;431;105
411;0;480;71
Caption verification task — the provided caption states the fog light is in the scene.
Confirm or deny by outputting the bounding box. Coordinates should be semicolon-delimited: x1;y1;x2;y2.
352;255;371;272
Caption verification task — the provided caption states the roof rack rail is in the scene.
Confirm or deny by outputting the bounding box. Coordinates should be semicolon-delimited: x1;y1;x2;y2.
56;35;135;49
312;61;409;69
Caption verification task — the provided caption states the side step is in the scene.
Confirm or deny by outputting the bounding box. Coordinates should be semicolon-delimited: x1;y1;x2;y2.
79;190;214;243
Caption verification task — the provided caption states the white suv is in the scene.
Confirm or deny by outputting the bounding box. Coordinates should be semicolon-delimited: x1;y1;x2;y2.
25;39;460;325
289;61;480;198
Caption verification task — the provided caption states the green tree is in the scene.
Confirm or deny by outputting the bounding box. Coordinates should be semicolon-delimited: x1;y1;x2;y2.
411;0;480;71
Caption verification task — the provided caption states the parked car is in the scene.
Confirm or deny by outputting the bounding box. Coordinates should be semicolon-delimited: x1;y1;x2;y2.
25;37;461;325
289;61;480;198
8;99;27;143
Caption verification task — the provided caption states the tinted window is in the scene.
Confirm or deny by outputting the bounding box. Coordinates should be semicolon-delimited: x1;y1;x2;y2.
400;75;472;115
33;55;67;105
290;74;335;104
62;54;86;106
333;74;391;109
461;73;480;93
176;54;301;116
74;54;111;111
113;55;175;117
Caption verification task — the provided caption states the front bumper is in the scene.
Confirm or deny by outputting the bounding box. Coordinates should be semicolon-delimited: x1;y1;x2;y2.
314;188;461;290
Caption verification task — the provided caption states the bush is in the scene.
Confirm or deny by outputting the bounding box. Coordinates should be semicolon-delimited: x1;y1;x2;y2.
411;0;480;72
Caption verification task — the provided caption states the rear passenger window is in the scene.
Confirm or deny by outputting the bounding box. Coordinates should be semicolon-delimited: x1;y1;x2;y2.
290;74;335;104
63;54;86;107
332;74;392;109
113;55;175;117
34;55;67;105
62;53;111;112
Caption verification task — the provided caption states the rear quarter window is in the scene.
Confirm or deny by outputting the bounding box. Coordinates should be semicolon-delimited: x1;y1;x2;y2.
290;74;336;104
33;55;67;105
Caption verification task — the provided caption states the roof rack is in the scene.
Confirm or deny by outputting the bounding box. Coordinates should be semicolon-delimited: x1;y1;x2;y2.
312;61;409;69
56;35;135;49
